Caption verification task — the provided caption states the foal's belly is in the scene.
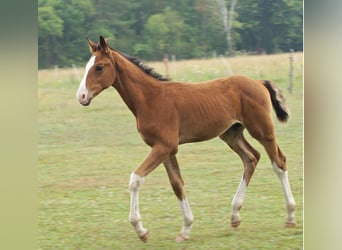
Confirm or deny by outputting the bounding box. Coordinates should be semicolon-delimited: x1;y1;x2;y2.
178;119;236;144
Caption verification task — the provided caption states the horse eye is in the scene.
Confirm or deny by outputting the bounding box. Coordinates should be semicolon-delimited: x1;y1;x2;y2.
95;65;103;71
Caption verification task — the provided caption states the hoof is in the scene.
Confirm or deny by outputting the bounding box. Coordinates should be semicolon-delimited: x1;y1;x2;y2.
139;232;149;243
231;220;241;228
285;222;296;228
175;234;189;242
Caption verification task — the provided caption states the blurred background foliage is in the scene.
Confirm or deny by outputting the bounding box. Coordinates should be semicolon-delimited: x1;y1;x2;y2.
38;0;303;69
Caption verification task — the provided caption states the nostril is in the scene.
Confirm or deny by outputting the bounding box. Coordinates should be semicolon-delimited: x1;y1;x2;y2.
81;93;86;100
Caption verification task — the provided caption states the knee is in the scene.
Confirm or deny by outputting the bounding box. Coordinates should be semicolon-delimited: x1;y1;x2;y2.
161;144;178;158
129;172;145;192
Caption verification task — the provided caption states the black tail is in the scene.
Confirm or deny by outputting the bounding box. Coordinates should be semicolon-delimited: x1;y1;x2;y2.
262;80;289;122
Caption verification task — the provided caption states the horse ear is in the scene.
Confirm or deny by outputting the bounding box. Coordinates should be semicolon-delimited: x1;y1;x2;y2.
86;36;98;53
99;35;110;54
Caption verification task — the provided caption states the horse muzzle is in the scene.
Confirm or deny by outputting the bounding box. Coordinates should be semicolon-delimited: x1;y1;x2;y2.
77;90;93;106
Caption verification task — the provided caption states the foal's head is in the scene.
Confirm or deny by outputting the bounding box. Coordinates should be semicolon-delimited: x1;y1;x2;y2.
76;36;115;106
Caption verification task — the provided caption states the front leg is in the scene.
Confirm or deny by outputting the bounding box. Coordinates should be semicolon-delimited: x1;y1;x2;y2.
128;144;176;242
164;155;194;241
128;172;148;242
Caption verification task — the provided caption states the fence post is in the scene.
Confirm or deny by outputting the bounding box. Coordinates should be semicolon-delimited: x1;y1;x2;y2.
171;54;176;76
163;54;169;78
54;65;59;78
288;49;294;94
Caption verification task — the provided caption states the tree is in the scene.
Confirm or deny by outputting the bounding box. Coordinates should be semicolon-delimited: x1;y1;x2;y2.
235;0;303;53
142;7;187;60
91;0;142;52
54;0;95;66
38;0;95;68
38;0;63;68
38;1;302;68
144;13;169;59
217;0;239;55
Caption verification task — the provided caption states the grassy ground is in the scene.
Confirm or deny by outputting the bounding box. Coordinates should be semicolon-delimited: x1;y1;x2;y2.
38;53;303;249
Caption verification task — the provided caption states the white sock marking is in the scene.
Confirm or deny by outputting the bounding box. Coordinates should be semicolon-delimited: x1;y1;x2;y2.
272;162;296;224
179;199;193;239
232;177;246;208
231;176;246;222
128;173;147;237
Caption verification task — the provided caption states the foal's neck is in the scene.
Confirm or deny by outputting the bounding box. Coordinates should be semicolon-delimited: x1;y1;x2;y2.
111;51;162;117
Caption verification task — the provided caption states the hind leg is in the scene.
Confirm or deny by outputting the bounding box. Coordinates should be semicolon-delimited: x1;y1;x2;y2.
260;139;296;227
220;124;260;228
243;105;296;227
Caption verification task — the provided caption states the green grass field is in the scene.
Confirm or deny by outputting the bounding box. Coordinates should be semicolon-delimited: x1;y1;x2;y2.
38;53;303;249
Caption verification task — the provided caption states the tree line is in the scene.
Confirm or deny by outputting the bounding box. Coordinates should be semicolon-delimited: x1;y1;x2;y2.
38;0;303;69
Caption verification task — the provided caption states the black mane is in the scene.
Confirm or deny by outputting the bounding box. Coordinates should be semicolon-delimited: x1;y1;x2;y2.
118;51;170;82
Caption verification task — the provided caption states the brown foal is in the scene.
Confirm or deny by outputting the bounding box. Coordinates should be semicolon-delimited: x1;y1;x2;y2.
76;36;296;242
